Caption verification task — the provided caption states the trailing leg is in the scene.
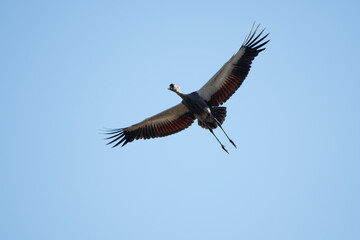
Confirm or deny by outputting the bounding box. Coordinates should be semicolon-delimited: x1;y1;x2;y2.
213;117;237;148
209;129;229;154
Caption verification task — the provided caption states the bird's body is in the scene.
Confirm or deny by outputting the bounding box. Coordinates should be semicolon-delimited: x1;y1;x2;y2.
176;91;226;130
174;90;211;126
181;92;210;119
106;24;269;153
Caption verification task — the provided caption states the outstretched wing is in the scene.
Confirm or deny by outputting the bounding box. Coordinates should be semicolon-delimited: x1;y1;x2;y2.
106;103;195;147
197;24;270;106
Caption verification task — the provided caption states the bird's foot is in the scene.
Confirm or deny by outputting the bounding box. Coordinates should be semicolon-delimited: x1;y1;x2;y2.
222;145;229;154
230;139;237;149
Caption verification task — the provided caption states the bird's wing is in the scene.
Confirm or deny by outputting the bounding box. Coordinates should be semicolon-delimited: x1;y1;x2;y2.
106;103;195;147
197;24;269;106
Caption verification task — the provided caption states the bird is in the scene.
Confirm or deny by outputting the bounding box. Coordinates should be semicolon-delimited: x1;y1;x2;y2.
105;24;269;153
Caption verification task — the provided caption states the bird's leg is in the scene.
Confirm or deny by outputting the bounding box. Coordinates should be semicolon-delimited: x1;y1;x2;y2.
209;129;229;154
213;118;237;148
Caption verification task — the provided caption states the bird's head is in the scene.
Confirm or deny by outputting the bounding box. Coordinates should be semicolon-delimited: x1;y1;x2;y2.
168;83;180;93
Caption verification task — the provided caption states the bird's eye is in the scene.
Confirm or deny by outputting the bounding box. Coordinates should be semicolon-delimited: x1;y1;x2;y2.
170;84;174;88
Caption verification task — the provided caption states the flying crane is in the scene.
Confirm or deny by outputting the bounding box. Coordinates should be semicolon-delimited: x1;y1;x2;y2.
106;24;269;153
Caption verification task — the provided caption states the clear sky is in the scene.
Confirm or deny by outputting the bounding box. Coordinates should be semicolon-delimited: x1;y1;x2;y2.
1;0;359;239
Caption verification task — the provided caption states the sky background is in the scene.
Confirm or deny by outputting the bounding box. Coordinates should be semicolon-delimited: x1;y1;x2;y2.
1;0;360;239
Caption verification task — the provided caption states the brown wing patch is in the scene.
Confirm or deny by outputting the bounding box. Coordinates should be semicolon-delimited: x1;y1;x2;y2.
211;74;247;106
106;112;195;147
208;26;269;106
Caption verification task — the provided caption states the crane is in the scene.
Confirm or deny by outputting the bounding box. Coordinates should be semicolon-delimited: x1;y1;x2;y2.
105;24;269;153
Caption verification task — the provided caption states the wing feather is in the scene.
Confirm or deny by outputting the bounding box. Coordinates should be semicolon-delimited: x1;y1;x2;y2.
106;103;195;147
198;24;270;106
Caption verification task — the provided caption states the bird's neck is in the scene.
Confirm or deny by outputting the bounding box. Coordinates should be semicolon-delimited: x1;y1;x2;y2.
175;91;185;99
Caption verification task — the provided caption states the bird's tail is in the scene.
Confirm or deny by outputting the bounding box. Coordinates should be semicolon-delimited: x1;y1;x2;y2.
198;106;227;129
211;106;227;125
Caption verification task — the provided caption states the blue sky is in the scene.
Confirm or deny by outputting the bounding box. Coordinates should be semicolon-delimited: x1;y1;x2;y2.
1;0;359;239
